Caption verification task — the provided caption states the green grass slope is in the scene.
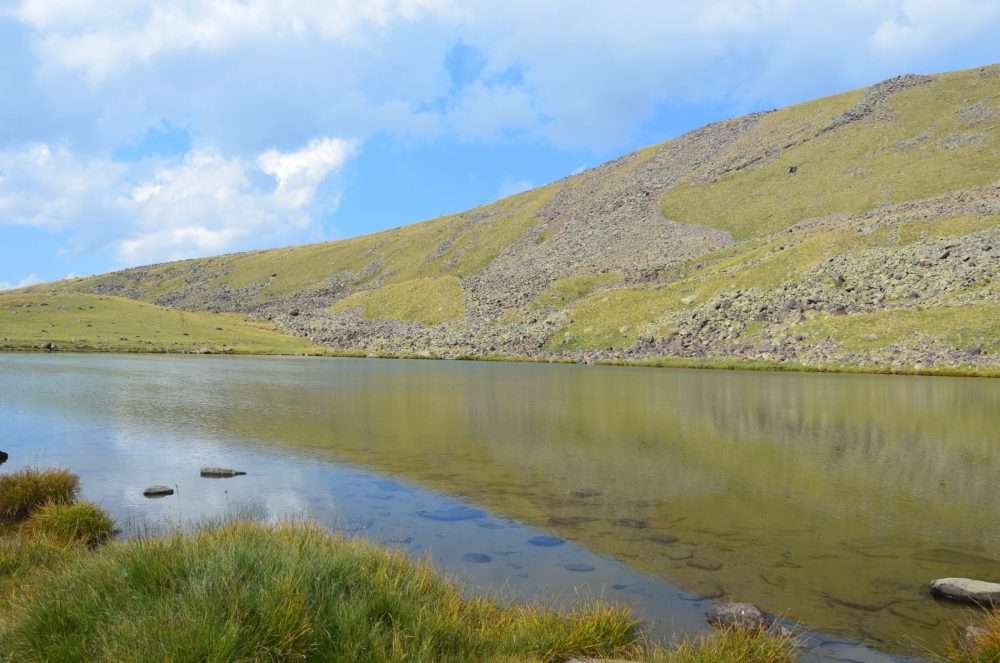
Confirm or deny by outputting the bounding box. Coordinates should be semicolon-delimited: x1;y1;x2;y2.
3;64;999;373
0;292;320;355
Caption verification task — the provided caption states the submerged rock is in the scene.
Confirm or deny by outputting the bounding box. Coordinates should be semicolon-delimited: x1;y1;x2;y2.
143;485;174;498
416;506;486;522
930;578;1000;605
527;535;565;547
461;553;492;564
200;467;247;478
706;602;774;631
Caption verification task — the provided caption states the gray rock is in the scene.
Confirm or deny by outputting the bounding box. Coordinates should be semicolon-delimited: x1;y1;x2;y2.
706;602;774;630
930;578;1000;605
200;467;247;478
143;485;174;498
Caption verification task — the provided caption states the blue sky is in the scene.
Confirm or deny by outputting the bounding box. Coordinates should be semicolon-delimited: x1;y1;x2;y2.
2;1;1000;289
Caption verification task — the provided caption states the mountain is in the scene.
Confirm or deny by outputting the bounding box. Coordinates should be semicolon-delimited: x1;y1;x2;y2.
3;64;999;373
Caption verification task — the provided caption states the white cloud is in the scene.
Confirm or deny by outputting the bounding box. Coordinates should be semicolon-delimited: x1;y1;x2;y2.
18;0;459;82
497;177;532;199
11;1;1000;154
0;143;126;230
0;137;358;266
870;0;1000;56
258;138;357;209
0;273;43;291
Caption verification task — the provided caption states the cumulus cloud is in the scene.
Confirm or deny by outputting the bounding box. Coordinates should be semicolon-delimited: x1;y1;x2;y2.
10;1;1000;153
18;0;458;81
258;138;357;209
0;273;43;291
0;143;126;230
0;138;358;266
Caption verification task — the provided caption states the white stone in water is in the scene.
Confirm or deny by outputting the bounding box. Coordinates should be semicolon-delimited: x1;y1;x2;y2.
930;578;1000;605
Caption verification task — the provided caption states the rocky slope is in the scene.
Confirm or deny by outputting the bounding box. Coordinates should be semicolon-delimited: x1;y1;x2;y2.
14;64;1000;372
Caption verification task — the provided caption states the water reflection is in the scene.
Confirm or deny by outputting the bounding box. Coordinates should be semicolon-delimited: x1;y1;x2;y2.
2;353;997;656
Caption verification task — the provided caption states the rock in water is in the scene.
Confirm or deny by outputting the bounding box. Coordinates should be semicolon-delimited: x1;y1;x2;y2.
200;467;247;478
930;578;1000;605
0;450;7;465
706;602;774;630
143;485;174;498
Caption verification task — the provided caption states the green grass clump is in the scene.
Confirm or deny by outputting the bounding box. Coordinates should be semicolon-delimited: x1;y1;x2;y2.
0;521;641;663
531;272;625;311
648;627;796;663
947;611;1000;662
0;469;79;522
797;304;1000;354
25;502;114;546
331;276;466;325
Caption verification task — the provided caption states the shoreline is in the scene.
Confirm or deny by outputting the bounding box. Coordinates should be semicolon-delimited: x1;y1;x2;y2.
2;344;998;379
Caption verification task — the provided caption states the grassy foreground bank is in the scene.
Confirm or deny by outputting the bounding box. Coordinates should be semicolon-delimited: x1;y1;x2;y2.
0;469;799;663
1;468;996;662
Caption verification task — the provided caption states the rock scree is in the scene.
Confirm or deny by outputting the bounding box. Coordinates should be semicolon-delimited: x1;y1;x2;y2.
930;578;1000;605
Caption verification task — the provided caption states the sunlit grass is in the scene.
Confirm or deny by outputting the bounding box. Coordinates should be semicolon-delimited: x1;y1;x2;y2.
660;68;1000;239
331;276;466;325
0;469;79;522
0;520;642;663
24;502;115;546
0;292;321;355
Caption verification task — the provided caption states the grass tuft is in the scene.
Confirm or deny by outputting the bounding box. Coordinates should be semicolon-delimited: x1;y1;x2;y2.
947;611;1000;663
0;469;79;522
24;502;114;546
648;627;796;663
0;521;642;663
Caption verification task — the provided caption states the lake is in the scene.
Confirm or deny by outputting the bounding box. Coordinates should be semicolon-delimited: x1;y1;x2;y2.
2;353;997;660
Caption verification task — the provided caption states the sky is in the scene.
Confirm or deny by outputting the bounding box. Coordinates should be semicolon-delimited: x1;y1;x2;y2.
1;1;999;289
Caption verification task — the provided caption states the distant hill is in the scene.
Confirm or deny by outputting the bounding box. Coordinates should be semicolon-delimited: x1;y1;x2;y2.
5;64;999;373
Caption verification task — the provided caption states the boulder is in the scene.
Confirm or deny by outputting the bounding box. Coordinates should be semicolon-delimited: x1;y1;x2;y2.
200;467;247;479
0;450;8;465
143;485;174;498
930;578;1000;605
706;602;774;631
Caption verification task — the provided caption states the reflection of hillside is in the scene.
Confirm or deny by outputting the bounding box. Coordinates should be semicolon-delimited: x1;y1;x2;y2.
6;355;1000;653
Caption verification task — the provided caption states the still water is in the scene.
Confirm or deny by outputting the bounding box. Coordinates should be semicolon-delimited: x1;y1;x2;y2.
2;353;998;659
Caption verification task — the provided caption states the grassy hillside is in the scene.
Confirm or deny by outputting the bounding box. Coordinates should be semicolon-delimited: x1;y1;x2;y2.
3;64;998;373
0;292;320;355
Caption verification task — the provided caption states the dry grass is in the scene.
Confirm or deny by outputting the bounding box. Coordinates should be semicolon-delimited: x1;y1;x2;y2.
947;611;1000;663
0;469;79;522
647;628;796;663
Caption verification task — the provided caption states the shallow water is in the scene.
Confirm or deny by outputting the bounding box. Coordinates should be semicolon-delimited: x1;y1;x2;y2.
2;353;997;658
